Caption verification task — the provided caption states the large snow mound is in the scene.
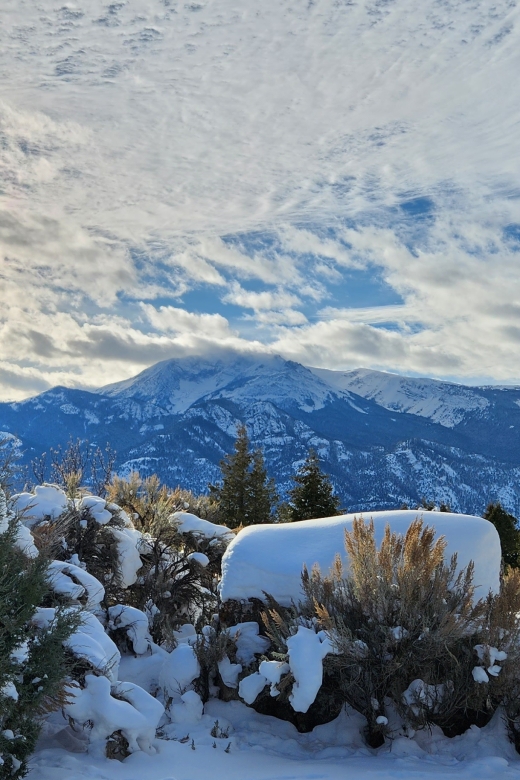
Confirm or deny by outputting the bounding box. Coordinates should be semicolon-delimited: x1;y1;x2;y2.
220;510;501;606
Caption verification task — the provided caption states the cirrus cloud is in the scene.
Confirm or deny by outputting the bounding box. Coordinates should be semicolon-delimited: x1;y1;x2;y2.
0;0;519;399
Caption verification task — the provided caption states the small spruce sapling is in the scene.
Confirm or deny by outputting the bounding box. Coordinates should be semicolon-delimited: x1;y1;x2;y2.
288;449;341;522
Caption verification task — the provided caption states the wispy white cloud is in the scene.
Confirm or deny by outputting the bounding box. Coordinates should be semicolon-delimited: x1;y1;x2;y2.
141;304;236;340
319;304;415;326
222;283;301;312
254;310;309;327
278;227;360;269
164;250;227;288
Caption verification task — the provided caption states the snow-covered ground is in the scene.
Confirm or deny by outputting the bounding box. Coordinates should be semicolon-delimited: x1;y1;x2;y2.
29;699;520;780
25;505;514;780
5;487;516;780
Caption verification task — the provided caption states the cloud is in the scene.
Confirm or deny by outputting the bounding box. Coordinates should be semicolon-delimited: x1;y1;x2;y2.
197;238;302;286
268;217;520;381
24;331;60;359
0;364;52;397
0;206;135;306
1;0;520;399
254;310;308;326
164;250;227;287
278;226;360;269
271;318;461;375
141;304;236;340
319;305;415;326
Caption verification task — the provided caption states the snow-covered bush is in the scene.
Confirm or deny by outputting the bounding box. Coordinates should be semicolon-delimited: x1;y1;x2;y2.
240;597;343;733
259;517;520;747
158;641;204;725
105;474;233;643
0;490;79;779
6;474;254;762
475;569;520;749
11;484;142;607
63;675;163;758
237;610;337;731
123;516;228;645
13;479;234;649
108;605;153;655
33;564;163;759
6;485;171;761
154;617;270;715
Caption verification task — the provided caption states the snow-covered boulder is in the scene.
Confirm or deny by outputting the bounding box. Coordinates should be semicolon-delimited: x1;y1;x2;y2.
220;510;501;606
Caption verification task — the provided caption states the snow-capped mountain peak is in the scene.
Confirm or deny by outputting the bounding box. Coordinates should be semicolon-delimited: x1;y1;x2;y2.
2;352;520;516
310;367;490;428
98;353;348;416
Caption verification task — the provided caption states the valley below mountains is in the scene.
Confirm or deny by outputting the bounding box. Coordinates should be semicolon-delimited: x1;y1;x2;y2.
2;352;520;516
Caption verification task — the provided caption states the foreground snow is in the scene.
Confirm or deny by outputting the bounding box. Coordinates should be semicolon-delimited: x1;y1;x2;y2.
30;700;520;780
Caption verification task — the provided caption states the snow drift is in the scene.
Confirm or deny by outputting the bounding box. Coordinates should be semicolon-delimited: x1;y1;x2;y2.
220;510;501;606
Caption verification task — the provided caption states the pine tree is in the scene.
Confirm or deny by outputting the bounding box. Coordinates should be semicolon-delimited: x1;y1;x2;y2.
210;425;251;528
484;502;520;569
209;426;277;527
246;449;278;525
0;490;78;779
288;448;341;522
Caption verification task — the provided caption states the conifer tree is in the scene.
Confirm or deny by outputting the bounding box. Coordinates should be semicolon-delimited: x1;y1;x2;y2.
210;425;277;527
0;490;78;779
484;502;520;569
246;449;278;525
288;448;341;522
210;424;251;528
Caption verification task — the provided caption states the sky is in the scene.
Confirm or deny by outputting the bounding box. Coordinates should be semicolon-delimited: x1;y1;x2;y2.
1;0;520;401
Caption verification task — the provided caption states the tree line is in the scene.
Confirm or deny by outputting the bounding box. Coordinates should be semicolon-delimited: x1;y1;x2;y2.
4;428;520;568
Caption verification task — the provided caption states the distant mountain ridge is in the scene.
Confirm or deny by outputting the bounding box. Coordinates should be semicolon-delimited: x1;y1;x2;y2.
2;352;520;515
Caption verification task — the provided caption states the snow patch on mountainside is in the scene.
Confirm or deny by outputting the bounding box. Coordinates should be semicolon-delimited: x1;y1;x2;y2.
312;368;489;428
207;359;342;413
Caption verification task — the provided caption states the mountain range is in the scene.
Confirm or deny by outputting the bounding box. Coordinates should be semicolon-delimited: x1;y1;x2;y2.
2;352;520;515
